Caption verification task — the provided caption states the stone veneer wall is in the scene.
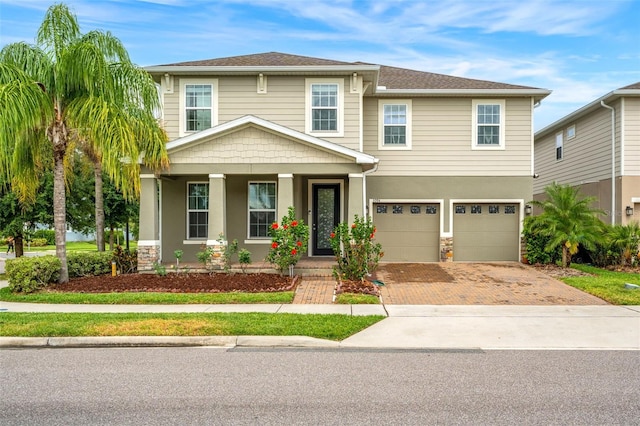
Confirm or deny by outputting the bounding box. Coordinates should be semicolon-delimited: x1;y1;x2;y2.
206;241;227;270
440;237;453;262
137;244;160;272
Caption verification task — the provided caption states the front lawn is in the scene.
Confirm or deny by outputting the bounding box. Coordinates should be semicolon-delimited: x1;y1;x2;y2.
0;312;384;340
561;264;640;305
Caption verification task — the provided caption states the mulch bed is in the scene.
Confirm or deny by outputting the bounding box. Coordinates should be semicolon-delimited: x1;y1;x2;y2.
48;273;297;293
335;279;380;296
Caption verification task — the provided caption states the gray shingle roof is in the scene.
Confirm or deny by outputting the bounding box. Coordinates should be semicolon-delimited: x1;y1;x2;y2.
155;52;543;91
619;81;640;90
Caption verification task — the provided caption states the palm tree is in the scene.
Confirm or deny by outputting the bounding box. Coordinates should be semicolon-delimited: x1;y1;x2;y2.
0;3;168;282
608;221;640;266
530;183;604;267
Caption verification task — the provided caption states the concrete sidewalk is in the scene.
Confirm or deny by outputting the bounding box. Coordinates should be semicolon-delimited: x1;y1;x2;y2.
1;298;639;350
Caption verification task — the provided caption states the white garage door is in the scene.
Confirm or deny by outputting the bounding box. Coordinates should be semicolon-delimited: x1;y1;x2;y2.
373;203;440;262
453;203;520;261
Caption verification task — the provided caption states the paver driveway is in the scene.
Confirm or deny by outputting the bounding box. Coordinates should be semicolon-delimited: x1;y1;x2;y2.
374;262;608;305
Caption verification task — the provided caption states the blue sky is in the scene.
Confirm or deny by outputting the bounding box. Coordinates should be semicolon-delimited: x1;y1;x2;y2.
1;0;639;130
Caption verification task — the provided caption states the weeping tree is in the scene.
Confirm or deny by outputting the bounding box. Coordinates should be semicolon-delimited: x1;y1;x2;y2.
0;3;168;282
529;183;604;268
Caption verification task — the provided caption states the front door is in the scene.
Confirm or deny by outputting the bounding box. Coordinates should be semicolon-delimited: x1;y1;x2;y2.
312;184;340;255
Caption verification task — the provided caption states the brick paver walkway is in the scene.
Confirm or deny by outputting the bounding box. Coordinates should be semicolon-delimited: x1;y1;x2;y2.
293;262;609;305
292;277;335;304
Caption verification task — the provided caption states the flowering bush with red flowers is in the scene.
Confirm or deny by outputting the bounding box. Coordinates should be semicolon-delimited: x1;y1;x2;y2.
266;207;309;275
329;215;383;281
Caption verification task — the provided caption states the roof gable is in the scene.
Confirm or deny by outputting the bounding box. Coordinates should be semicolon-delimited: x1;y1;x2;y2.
167;115;378;165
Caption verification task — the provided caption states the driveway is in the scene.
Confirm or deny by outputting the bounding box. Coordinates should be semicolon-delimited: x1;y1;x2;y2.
374;262;608;305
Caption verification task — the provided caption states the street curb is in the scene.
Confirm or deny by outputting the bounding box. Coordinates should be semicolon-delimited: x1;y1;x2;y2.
0;335;339;348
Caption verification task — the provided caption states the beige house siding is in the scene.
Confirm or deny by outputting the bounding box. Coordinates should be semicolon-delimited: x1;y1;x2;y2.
168;126;353;165
624;97;640;175
533;101;623;194
363;97;533;176
162;75;361;151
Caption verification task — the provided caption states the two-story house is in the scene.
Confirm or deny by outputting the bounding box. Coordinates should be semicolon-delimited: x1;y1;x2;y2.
136;52;550;270
534;82;640;225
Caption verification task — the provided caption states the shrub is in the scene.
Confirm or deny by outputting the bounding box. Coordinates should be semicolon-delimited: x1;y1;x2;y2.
197;246;217;271
522;216;561;265
67;252;112;277
33;229;55;245
266;207;309;276
113;246;138;274
238;248;252;273
29;238;49;247
330;215;383;281
6;256;61;293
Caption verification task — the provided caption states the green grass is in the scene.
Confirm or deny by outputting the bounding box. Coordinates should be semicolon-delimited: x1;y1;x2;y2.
335;293;380;304
2;241;138;253
0;287;294;304
561;264;640;305
0;312;385;340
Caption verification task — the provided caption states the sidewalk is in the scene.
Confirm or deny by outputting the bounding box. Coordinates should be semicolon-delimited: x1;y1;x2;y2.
2;294;639;350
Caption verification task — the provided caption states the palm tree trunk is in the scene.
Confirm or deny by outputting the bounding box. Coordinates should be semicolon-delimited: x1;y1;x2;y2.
94;162;105;252
53;154;68;282
562;245;570;268
52;122;69;283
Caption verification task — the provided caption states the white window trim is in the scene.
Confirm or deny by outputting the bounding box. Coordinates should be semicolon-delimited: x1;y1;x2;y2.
471;99;506;150
378;99;412;150
179;78;218;137
567;124;576;140
186;181;209;240
305;78;344;137
555;131;564;161
247;181;277;240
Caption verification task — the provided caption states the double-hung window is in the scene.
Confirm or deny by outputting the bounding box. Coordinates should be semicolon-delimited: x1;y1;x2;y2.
248;182;276;238
555;132;563;160
379;100;412;149
187;183;209;239
180;79;218;136
305;79;343;136
472;100;505;149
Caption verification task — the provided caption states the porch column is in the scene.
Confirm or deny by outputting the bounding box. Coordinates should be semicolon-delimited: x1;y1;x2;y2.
348;173;365;223
137;174;160;271
206;174;227;269
277;173;294;220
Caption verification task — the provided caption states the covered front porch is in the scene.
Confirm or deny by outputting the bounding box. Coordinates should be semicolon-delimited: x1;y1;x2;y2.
137;115;378;271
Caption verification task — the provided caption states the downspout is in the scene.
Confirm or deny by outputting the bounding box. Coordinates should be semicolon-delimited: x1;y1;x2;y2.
600;100;616;225
362;160;379;218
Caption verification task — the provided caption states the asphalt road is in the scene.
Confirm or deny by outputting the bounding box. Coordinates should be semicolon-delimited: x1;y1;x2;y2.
1;347;639;425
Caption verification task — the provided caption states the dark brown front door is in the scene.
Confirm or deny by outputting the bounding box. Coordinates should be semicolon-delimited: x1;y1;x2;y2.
312;184;340;255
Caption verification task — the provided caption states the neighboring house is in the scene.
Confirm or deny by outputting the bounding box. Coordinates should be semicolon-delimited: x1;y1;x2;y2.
534;82;640;225
137;52;550;270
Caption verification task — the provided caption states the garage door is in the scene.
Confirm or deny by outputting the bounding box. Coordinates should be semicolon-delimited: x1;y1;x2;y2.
373;203;440;262
453;203;519;261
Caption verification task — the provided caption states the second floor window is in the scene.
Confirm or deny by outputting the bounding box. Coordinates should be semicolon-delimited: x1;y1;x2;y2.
306;79;343;136
383;104;407;145
185;84;212;132
311;83;338;131
472;100;505;149
556;132;563;160
379;100;412;149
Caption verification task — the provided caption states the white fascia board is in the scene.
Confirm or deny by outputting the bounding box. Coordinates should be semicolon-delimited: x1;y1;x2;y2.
374;88;552;98
166;115;378;165
144;65;380;74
